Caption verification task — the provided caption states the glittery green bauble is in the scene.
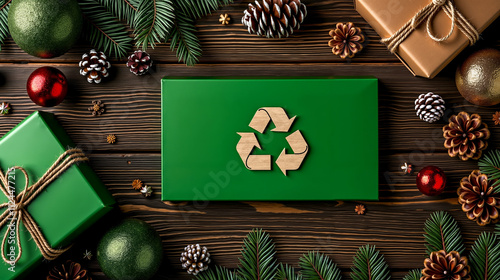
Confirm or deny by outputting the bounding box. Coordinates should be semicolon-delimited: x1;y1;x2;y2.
8;0;83;58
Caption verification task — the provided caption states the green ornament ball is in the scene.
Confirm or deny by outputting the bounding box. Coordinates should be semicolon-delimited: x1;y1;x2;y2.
97;219;163;280
8;0;83;58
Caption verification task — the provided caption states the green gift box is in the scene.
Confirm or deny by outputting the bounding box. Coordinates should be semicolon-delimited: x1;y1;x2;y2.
0;111;115;279
162;77;379;201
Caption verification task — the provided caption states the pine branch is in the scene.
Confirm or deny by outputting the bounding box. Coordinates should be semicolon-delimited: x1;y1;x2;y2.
402;269;422;280
276;263;302;280
479;150;500;189
194;266;237;280
299;252;342;280
167;10;202;66
423;211;465;255
238;229;278;280
350;245;391;280
79;0;133;58
0;0;11;51
469;232;500;280
176;0;233;19
96;0;138;26
134;0;175;50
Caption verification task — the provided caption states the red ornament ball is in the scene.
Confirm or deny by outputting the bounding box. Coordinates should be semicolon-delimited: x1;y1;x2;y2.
416;166;447;196
26;66;68;107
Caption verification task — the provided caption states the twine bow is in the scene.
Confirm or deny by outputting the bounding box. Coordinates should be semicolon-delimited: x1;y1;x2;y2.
0;149;88;265
381;0;479;53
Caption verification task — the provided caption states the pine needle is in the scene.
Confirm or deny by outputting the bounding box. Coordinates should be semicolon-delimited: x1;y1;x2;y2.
134;0;175;50
479;150;500;189
79;0;133;58
469;232;500;280
176;0;233;19
402;269;422;280
423;211;465;255
97;0;138;26
237;229;278;280
0;0;11;51
351;245;391;280
194;266;237;280
167;10;202;66
276;263;303;280
299;251;342;280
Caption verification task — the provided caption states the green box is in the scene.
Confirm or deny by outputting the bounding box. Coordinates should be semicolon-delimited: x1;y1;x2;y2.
162;77;378;201
0;111;115;279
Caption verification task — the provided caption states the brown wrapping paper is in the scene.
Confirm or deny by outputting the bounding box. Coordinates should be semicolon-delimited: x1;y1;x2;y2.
354;0;500;78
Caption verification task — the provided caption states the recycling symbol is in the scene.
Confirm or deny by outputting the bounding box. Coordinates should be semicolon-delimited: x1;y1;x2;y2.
236;107;309;176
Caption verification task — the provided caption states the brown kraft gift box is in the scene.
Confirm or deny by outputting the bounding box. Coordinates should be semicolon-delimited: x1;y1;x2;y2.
354;0;500;78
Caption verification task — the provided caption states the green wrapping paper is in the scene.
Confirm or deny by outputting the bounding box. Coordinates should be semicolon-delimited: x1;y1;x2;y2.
0;111;115;279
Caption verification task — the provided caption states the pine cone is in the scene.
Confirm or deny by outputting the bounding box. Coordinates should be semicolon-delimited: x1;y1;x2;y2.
414;92;446;123
79;49;111;84
458;170;500;226
241;0;307;38
328;22;364;59
421;250;470;280
126;50;152;75
180;244;211;275
47;260;91;280
443;112;490;161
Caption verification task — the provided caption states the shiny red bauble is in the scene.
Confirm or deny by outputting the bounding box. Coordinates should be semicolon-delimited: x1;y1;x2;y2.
26;66;68;107
416;166;447;196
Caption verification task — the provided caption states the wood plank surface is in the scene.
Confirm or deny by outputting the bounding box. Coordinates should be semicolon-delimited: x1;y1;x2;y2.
0;0;499;279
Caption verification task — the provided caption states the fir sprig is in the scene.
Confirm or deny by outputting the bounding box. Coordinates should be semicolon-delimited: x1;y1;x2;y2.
350;245;391;280
479;150;500;188
299;251;342;280
469;232;500;280
134;0;175;50
423;211;465;255
0;0;11;51
176;0;232;19
167;10;202;66
79;0;133;58
402;269;421;280
276;263;303;280
97;0;138;26
195;266;237;280
238;229;278;280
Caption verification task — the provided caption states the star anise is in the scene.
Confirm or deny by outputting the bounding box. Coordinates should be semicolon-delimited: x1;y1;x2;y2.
88;100;105;116
493;111;500;125
219;13;230;25
106;134;116;144
355;204;366;215
328;22;364;59
47;260;91;280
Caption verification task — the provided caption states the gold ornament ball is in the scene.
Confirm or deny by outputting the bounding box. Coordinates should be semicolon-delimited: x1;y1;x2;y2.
456;48;500;106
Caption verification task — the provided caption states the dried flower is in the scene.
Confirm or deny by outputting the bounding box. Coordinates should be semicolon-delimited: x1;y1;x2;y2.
106;134;116;144
493;111;500;125
140;185;153;197
401;162;413;175
328;22;364;59
219;13;230;25
88;100;105;116
132;179;143;190
355;204;366;215
0;102;10;115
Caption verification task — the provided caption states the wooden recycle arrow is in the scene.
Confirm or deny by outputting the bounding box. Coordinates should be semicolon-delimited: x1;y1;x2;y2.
236;107;308;176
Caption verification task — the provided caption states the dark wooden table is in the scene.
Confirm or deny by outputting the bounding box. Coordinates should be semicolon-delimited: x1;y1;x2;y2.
1;1;499;279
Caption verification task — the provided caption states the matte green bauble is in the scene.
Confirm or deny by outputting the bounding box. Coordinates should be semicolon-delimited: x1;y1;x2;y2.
97;219;163;280
8;0;83;58
456;49;500;106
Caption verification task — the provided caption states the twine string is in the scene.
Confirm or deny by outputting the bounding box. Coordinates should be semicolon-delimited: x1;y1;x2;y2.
0;149;88;264
381;0;479;53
